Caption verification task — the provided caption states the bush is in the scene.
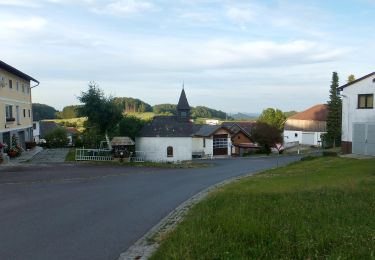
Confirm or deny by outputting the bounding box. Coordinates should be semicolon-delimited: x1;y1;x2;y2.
25;141;37;150
323;151;338;157
44;127;69;148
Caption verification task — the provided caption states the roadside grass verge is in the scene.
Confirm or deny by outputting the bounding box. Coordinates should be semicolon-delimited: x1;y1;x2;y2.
65;148;76;162
151;157;375;259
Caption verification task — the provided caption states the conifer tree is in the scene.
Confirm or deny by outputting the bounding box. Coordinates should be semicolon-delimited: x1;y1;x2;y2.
326;72;342;147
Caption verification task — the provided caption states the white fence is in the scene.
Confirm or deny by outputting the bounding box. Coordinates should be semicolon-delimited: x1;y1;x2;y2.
75;149;147;162
75;148;113;161
130;151;146;162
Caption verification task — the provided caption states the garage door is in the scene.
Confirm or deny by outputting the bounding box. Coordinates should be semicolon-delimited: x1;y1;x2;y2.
302;133;315;145
213;134;228;155
352;123;375;156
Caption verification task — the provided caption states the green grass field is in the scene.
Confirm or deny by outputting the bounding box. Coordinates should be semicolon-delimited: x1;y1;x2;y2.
151;157;375;259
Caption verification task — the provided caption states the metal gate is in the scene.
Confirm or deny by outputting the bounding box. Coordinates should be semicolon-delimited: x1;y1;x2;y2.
352;123;375;156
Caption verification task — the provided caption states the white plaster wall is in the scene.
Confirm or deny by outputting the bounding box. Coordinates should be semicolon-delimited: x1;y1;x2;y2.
341;76;375;142
135;137;192;162
32;121;40;141
284;130;324;146
284;130;302;144
192;137;213;156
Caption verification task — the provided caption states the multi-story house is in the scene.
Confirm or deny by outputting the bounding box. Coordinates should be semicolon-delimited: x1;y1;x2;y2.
338;71;375;156
0;60;39;148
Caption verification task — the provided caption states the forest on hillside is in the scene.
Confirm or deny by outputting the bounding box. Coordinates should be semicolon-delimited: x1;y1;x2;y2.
33;96;231;120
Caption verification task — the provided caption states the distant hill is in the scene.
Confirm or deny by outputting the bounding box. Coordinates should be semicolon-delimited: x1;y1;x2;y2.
32;103;58;121
114;97;153;113
56;105;82;119
230;112;260;120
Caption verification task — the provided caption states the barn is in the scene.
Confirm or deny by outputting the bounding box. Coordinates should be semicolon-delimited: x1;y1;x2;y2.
283;104;328;146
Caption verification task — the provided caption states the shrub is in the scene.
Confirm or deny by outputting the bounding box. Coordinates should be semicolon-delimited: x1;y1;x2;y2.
44;127;69;148
323;151;338;157
25;141;37;150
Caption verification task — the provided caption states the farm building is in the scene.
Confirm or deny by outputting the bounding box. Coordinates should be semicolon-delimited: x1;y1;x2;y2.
283;104;328;146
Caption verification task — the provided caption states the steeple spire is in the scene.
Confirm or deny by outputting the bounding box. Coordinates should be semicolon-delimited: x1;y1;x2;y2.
177;86;190;121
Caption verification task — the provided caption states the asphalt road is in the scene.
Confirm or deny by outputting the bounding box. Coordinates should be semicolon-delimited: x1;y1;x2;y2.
0;156;301;260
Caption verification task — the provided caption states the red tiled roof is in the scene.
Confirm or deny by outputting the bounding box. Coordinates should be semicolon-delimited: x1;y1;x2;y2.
288;104;328;121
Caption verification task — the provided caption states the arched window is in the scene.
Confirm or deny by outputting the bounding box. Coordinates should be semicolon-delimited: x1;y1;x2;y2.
167;146;173;157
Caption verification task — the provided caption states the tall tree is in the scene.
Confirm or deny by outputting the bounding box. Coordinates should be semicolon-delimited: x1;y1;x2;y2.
77;82;122;137
257;108;286;130
347;74;355;83
326;72;342;148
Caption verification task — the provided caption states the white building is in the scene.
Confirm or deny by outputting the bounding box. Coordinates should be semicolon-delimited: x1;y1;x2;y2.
338;72;375;155
283;104;328;146
136;89;235;162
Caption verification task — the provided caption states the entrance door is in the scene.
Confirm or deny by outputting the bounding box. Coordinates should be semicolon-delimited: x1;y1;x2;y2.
352;123;375;156
366;124;375;155
18;131;25;149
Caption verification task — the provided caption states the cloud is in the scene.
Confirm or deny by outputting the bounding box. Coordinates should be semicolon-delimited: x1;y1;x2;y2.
0;0;41;7
92;0;155;16
226;6;257;23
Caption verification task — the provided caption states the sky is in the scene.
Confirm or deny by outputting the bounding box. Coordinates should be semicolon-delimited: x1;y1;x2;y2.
1;0;374;113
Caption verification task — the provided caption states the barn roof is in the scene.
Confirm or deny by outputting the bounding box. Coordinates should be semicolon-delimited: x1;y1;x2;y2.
287;104;328;122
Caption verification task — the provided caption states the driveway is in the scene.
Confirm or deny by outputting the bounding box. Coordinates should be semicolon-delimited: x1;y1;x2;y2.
26;148;69;163
0;156;301;260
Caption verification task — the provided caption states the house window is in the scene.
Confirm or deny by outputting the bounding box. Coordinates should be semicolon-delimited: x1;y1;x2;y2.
203;138;206;148
22;84;25;93
9;80;12;89
358;94;373;109
28;109;31;117
180;111;187;117
16;82;19;91
237;135;240;139
33;123;36;129
23;109;26;117
295;133;298;137
5;105;13;121
167;146;173;157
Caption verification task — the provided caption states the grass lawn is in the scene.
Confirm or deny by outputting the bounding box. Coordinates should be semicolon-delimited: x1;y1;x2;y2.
151;156;375;259
65;148;76;162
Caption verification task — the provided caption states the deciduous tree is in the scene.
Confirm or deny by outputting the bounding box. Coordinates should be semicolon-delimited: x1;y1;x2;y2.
258;108;286;130
251;122;283;154
77;82;122;137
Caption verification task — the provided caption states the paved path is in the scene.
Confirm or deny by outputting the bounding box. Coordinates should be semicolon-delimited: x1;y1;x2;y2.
26;148;69;163
0;156;301;260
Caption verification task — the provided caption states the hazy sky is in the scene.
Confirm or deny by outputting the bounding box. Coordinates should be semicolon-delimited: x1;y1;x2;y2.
1;0;374;113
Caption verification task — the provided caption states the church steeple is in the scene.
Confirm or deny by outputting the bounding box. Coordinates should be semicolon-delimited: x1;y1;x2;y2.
177;86;190;121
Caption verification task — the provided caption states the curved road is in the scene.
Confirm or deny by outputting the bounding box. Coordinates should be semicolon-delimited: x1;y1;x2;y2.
0;156;300;260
